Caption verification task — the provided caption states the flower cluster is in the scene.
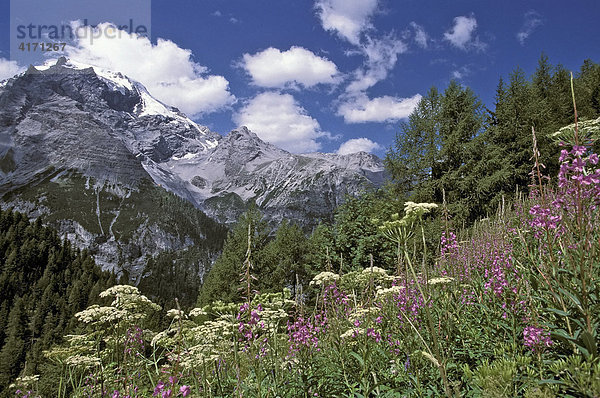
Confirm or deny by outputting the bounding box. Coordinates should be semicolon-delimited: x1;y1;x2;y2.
523;325;552;353
427;276;454;285
287;312;328;357
153;376;191;397
390;281;425;326
482;248;514;297
10;375;41;398
124;326;144;358
77;286;161;325
528;204;563;238
310;271;339;287
166;308;187;321
440;231;458;258
323;284;350;314
375;285;405;299
366;327;382;343
237;302;265;342
403;201;438;217
558;146;600;188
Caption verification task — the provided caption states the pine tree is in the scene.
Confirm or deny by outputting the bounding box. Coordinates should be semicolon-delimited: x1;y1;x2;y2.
386;81;486;223
434;81;485;222
531;54;562;176
0;208;114;392
332;191;399;270
0;301;9;348
487;67;538;196
304;223;336;274
577;58;600;118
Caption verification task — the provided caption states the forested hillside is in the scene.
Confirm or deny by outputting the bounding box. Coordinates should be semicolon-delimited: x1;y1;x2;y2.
385;55;600;224
200;56;600;306
0;208;115;395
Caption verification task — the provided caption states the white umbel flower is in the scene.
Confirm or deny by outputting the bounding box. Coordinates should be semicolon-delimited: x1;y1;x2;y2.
310;271;340;286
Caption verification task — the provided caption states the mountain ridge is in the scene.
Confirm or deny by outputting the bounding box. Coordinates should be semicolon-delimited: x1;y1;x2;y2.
0;57;387;278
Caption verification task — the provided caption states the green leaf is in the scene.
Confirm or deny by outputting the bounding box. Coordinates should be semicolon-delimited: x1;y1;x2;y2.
575;345;591;358
545;307;570;317
538;379;566;386
557;288;584;311
580;331;598;357
551;329;574;345
350;351;365;367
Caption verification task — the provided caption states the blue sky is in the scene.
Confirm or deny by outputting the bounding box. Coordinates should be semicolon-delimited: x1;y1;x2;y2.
1;0;599;156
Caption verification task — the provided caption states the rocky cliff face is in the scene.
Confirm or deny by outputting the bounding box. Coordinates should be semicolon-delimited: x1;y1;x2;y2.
0;57;386;278
162;126;386;225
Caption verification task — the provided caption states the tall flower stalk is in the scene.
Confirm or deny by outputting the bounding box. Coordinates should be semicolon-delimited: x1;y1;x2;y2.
379;202;453;397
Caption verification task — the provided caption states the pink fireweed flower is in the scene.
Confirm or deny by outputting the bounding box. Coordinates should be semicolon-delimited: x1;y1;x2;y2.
528;204;562;238
523;325;552;352
366;328;382;342
572;145;586;156
237;302;265;347
179;385;191;397
323;283;351;314
440;231;459;258
559;149;570;162
287;312;328;357
153;381;165;396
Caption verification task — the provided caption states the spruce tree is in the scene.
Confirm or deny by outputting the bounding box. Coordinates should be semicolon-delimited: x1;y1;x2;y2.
432;81;485;223
198;206;270;305
385;86;442;197
577;59;600;118
0;297;29;388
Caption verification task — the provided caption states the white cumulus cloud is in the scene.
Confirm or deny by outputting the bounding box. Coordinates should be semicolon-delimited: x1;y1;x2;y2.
315;0;379;45
65;22;235;117
451;65;471;80
346;35;407;93
315;0;414;121
233;91;332;153
337;137;381;155
0;58;23;81
337;93;421;123
444;15;486;51
242;46;340;88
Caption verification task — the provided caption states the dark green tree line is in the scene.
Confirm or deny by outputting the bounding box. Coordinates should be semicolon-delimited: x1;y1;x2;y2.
0;208;115;394
200;55;600;306
386;55;600;225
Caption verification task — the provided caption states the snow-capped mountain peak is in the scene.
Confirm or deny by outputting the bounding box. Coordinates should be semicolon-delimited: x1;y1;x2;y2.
30;57;209;135
0;56;387;279
0;57;386;227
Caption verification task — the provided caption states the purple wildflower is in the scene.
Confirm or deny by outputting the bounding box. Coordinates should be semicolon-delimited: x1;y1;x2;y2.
179;385;191;397
153;381;165;396
523;325;552;352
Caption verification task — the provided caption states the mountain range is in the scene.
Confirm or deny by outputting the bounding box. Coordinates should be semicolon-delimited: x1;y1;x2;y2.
0;57;386;281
